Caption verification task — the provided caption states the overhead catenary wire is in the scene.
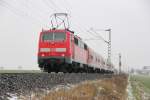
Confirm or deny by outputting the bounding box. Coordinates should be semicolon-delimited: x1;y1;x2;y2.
59;0;72;14
88;29;109;43
4;0;56;28
70;18;106;52
1;0;112;59
1;0;106;43
42;0;70;28
2;0;115;66
18;0;49;23
0;0;45;26
42;0;57;12
2;0;95;40
8;0;106;45
22;0;56;28
61;0;72;10
41;0;92;40
46;0;63;12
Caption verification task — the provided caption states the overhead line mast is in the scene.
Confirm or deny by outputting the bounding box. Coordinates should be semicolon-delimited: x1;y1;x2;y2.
105;29;111;65
119;53;122;74
88;28;112;65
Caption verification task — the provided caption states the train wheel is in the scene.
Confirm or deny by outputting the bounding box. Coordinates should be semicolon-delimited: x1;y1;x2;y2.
61;67;67;73
43;64;49;72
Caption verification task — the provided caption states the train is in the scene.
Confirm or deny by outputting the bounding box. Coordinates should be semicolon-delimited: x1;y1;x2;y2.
37;29;114;73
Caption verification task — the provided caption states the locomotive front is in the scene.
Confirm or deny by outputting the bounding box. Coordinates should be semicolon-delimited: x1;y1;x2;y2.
38;29;72;71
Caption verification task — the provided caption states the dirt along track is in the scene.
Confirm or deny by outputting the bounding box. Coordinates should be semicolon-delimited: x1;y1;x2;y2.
0;73;128;100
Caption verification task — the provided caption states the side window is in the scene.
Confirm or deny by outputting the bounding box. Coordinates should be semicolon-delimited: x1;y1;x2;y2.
74;37;78;45
98;59;100;63
84;44;87;50
78;39;81;47
74;37;85;49
81;41;84;49
90;55;93;60
79;40;84;49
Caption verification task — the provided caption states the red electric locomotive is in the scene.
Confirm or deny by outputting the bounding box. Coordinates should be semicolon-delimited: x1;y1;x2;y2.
38;29;114;73
37;13;114;73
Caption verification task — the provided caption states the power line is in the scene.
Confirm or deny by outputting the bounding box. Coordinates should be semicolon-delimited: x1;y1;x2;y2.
18;0;52;27
1;0;108;54
42;0;57;12
19;0;48;22
59;0;72;14
46;0;63;12
42;0;90;39
62;0;72;9
0;0;44;26
89;28;109;43
70;18;106;52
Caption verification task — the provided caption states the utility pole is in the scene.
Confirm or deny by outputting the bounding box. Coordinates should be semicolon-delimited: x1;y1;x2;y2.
105;29;111;65
119;53;122;74
89;28;112;65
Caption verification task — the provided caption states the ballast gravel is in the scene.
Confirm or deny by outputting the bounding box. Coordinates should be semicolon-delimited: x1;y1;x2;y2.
0;73;111;100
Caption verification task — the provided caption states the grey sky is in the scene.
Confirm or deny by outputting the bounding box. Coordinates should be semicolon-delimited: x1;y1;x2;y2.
0;0;150;70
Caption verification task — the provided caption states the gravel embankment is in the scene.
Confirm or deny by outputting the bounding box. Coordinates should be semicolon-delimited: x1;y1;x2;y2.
0;73;112;100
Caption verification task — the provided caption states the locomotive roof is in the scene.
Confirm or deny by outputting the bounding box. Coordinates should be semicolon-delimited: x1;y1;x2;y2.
41;28;83;40
41;28;75;33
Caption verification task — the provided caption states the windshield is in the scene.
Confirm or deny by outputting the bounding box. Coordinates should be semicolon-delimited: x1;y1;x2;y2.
42;32;66;41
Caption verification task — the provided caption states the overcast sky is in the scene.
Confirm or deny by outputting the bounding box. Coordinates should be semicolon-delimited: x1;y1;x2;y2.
0;0;150;70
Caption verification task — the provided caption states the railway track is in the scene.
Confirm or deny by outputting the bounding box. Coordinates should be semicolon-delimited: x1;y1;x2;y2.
0;73;114;100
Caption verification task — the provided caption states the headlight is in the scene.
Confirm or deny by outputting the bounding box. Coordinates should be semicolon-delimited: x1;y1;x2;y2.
40;48;50;52
41;54;45;57
56;48;66;52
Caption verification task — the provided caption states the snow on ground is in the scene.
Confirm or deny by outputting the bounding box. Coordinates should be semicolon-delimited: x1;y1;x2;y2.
127;76;136;100
7;94;18;100
127;82;136;100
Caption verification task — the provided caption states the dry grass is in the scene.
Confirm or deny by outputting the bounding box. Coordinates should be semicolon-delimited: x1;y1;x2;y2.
42;75;128;100
43;83;96;100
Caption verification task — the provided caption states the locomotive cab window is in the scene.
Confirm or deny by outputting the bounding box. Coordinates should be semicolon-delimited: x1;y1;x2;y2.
42;32;66;41
42;33;53;41
54;33;66;40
